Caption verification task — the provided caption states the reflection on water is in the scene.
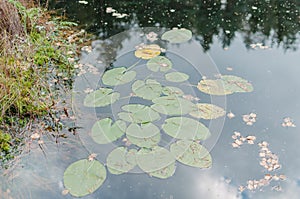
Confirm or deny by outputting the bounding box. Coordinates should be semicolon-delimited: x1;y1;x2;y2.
48;0;299;51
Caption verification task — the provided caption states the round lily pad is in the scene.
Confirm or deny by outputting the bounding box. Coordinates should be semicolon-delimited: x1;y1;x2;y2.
161;28;192;43
162;86;184;96
146;56;172;72
197;79;232;95
189;103;226;119
162;117;211;140
136;146;176;179
221;75;254;93
165;72;189;82
151;96;196;116
106;147;137;175
91;118;126;144
132;79;163;100
126;123;160;148
84;88;120;107
63;159;106;197
134;44;161;59
102;67;136;86
118;104;160;123
170;140;212;168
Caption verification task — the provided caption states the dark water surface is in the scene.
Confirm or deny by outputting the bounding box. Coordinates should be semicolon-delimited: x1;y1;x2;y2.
1;1;300;199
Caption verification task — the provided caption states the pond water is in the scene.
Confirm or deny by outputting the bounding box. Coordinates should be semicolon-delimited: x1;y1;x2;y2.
1;1;300;199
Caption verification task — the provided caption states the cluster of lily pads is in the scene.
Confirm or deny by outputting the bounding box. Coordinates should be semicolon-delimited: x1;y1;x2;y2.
63;28;254;197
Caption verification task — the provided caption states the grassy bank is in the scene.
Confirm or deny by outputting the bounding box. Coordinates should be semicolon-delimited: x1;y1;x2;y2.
0;0;87;167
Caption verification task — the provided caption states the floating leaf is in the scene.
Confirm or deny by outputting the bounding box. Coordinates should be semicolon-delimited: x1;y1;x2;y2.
165;72;189;82
162;117;210;140
189;103;225;119
84;88;120;107
91;118;126;144
134;44;161;59
102;67;136;86
63;159;106;197
146;56;172;72
170;140;212;168
161;28;192;43
162;86;184;96
106;147;137;175
118;104;160;123
197;79;232;95
132;79;163;100
221;75;254;93
151;96;196;116
126;123;160;148
137;146;176;179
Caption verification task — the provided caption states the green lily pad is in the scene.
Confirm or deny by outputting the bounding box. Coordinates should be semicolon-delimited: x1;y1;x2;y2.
132;79;163;100
118;104;160;124
221;75;254;93
197;79;232;95
170;140;212;168
161;28;192;43
106;147;137;175
84;88;120;107
63;159;106;197
126;123;160;148
189;103;226;119
165;72;189;82
146;56;172;72
102;67;136;86
91;118;126;144
151;96;196;116
162;117;211;140
137;146;176;179
162;86;184;96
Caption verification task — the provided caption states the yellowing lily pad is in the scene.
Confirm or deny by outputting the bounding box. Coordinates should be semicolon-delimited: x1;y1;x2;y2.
170;140;212;168
118;104;160;123
91;118;126;144
83;88;120;107
146;56;172;72
165;72;189;82
102;67;136;86
134;44;161;59
132;79;163;100
162;117;211;140
126;123;160;148
136;146;176;179
106;147;137;175
63;159;106;197
161;28;192;43
189;103;226;119
151;96;196;116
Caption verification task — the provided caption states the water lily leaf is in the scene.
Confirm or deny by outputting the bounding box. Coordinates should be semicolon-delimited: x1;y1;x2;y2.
63;159;106;197
151;96;196;116
126;123;160;148
91;118;126;144
146;56;172;72
102;67;136;86
165;72;189;82
118;104;160;123
162;86;184;96
132;79;163;100
137;146;176;179
221;75;254;93
197;79;232;95
189;103;226;119
161;28;192;43
170;140;212;168
135;44;161;59
162;117;211;140
84;88;120;107
106;147;137;175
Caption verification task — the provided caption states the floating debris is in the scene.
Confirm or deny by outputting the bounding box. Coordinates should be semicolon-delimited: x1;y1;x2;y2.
61;189;69;195
243;113;257;125
227;111;235;119
226;67;233;71
146;32;158;42
78;0;88;5
182;94;200;102
84;88;94;94
106;7;116;13
258;141;281;172
88;153;97;161
282;117;296;127
231;131;256;148
250;43;269;49
31;133;40;140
